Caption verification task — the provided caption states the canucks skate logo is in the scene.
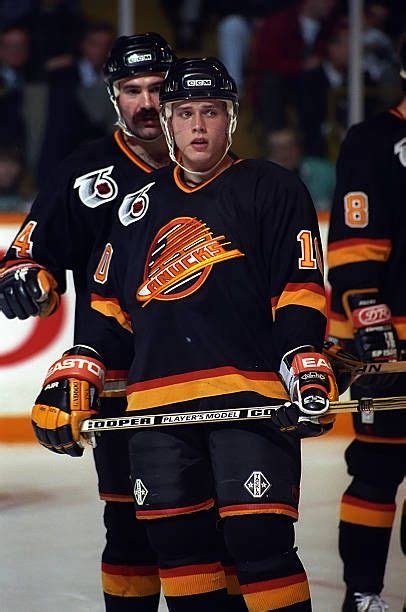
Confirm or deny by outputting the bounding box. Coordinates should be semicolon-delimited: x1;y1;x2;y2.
136;217;244;306
74;166;118;207
118;182;155;226
394;137;406;167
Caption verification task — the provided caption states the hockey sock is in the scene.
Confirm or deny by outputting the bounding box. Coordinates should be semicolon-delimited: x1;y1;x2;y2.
101;502;160;611
223;564;248;611
223;515;311;611
339;479;397;593
146;510;229;611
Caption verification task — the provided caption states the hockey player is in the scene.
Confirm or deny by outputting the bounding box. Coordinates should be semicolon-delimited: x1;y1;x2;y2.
327;37;406;612
31;57;338;611
0;33;175;611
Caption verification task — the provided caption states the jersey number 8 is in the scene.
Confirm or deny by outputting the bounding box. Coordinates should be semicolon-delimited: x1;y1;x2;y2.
344;191;369;228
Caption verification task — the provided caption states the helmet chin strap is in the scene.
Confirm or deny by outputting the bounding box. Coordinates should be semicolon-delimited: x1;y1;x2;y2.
110;89;164;143
170;141;231;178
160;101;237;177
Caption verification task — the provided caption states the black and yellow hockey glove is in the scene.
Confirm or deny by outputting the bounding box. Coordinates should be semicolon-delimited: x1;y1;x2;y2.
0;259;59;319
31;345;106;457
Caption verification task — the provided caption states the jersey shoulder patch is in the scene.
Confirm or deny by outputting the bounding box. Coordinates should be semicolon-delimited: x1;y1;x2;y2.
73;165;118;208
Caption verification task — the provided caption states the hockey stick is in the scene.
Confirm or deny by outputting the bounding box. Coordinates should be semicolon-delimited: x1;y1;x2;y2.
353;361;406;376
322;341;406;378
80;395;406;434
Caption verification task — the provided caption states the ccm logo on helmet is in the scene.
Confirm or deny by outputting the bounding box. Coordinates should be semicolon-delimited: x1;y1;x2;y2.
46;358;105;382
186;79;213;87
126;52;153;64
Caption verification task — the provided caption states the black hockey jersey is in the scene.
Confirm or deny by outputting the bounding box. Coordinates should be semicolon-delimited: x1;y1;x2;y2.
327;109;406;440
89;159;327;414
3;130;156;380
328;110;406;347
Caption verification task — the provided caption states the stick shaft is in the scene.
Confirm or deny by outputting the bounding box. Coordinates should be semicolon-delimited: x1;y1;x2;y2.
80;396;406;433
355;361;406;375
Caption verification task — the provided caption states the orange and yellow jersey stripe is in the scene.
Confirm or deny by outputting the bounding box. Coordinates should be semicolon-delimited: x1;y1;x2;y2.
271;282;326;320
126;366;289;412
327;238;392;270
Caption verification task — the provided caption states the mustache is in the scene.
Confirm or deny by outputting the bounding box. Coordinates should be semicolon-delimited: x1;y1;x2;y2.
134;109;159;121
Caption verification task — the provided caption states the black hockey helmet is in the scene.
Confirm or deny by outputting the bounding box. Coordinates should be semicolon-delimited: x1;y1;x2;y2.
160;57;238;109
104;33;175;138
159;57;239;172
104;32;176;94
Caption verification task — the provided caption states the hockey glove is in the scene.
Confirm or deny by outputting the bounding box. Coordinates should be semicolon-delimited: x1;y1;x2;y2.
31;345;106;457
275;346;338;438
345;291;399;363
0;259;59;319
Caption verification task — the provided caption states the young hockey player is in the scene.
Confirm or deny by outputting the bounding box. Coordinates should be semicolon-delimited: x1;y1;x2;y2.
327;36;406;612
31;57;338;611
0;33;175;611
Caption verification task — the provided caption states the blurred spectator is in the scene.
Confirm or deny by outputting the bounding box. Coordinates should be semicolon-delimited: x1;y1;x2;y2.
160;0;204;51
299;25;350;158
24;0;84;78
212;0;272;94
0;1;34;30
266;128;335;211
37;21;116;187
0;24;31;88
363;0;398;86
250;0;338;136
0;25;32;149
0;146;31;212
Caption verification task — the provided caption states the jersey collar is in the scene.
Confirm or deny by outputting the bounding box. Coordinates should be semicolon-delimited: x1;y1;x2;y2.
114;130;155;173
173;156;242;193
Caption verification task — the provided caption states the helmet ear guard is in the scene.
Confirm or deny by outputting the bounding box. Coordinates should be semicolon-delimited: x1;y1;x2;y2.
159;57;239;175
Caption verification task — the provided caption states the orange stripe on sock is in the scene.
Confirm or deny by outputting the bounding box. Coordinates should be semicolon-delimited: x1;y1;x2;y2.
223;566;242;595
340;495;396;528
102;564;160;597
159;562;226;596
241;573;310;611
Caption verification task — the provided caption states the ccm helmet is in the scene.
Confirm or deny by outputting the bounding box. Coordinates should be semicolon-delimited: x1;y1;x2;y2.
104;32;176;137
160;57;239;171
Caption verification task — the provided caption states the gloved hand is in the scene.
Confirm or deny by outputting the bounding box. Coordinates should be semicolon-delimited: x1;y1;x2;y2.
346;292;399;363
0;259;59;319
31;345;106;456
275;346;338;437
